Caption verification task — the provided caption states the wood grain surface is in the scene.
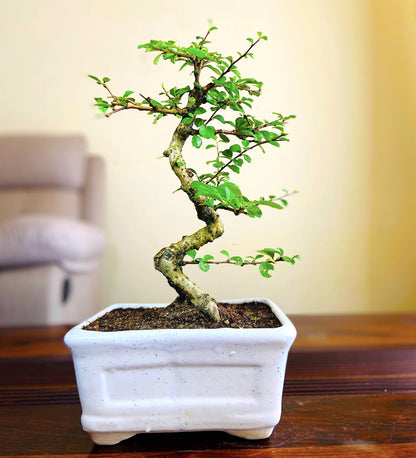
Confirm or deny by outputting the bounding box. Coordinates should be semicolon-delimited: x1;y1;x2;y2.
1;313;415;456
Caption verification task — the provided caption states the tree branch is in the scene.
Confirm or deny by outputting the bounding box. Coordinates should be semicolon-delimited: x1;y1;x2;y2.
205;103;228;125
161;83;175;101
214;122;282;137
200;28;212;45
103;83;117;101
201;37;262;94
270;190;298;203
105;102;185;117
206;139;269;184
215;205;247;215
182;258;286;267
236;85;261;96
219;37;261;80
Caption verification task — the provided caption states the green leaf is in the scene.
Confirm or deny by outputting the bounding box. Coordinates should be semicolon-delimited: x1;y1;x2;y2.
219;133;230;143
204;198;216;208
182;117;193;125
102;77;110;83
198;261;210;272
179;61;193;71
257;248;276;259
203;254;214;261
206;92;217;105
254;132;263;142
153;113;164;124
217;181;243;208
230;256;243;266
88;74;102;84
186;249;197;259
187;48;207;58
176;85;191;96
198;173;214;181
259;262;274;278
153;53;163;65
229;165;240;174
123;90;134;98
246;205;262;218
243;154;252;163
276;248;284;256
221;149;233;159
252;200;284;210
199;125;216;139
206;64;221;75
191;181;222;200
230;144;241;153
194;118;205;127
194;107;206;115
149;98;163;108
162;52;174;61
220;249;230;258
192;135;202;148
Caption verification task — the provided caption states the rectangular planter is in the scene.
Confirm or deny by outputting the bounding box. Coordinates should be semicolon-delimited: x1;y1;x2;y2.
64;297;296;445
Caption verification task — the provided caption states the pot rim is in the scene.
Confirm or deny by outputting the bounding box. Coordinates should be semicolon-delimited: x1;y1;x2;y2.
64;297;297;346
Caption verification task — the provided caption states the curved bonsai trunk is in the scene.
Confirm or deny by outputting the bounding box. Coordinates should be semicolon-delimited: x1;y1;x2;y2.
154;219;224;321
153;122;224;321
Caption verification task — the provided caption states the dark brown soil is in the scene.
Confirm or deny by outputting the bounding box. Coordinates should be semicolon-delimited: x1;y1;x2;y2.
83;298;281;331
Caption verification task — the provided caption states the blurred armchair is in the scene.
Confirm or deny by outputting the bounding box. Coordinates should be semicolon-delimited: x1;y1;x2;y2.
0;136;106;326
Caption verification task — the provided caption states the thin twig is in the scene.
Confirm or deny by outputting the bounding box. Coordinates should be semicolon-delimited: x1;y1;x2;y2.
202;37;262;94
218;37;261;80
205;103;227;125
103;83;117;101
270;190;298;203
161;83;175;101
206;139;270;184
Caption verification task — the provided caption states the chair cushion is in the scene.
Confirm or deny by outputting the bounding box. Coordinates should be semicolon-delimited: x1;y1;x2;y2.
0;216;106;273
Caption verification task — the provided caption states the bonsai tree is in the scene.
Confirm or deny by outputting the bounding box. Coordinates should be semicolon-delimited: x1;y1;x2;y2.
89;26;298;323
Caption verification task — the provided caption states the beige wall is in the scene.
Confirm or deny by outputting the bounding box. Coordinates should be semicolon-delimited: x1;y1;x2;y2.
0;0;414;314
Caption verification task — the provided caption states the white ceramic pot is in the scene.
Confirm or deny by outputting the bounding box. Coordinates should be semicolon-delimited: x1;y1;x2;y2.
64;297;296;445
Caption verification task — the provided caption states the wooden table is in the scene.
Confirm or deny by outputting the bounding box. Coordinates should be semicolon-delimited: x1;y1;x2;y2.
1;314;416;457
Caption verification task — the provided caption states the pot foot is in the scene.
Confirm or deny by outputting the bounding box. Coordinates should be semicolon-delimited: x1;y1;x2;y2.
89;431;137;445
224;427;274;440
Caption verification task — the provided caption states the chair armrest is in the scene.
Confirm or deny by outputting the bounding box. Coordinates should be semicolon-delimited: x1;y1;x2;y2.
0;216;106;273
